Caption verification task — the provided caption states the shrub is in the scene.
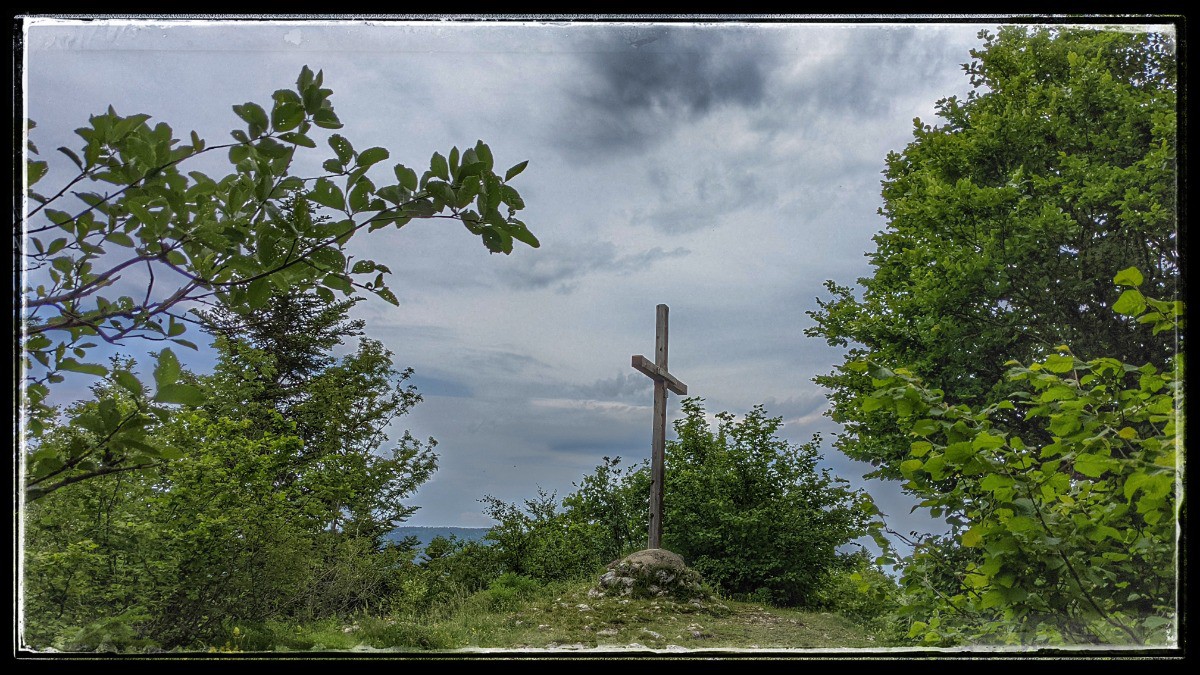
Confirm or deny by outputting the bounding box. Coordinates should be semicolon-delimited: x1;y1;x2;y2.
661;398;873;607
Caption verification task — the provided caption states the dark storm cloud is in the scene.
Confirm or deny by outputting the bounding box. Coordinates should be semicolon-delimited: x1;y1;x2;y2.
498;240;689;292
558;28;779;158
594;28;769;116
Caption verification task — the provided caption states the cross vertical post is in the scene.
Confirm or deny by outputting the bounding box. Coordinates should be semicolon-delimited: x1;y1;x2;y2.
632;303;687;549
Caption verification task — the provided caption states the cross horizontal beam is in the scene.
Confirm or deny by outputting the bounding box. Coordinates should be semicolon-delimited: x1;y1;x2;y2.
631;354;687;396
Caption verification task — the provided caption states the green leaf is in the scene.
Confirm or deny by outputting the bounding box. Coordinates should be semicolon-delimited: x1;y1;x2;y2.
980;474;1012;492
506;218;540;247
961;527;983;548
944;442;974;463
1005;516;1038;534
323;274;353;294
153;383;206;406
899;459;924;477
271;101;305;132
279;132;316;148
375;288;399;306
474;140;493;170
309;177;346;211
233;102;269;136
313;108;343;129
27;160;49;186
154;348;181;388
426;180;455;205
1087;525;1122;542
1043;354;1074;373
328;134;355;165
1048;414;1081;436
1074;453;1113;478
431;152;449;180
358;146;389;168
394;164;418;191
504;160;528;181
1112;289;1146;316
348;180;370;212
1113;266;1144;287
113;370;144;395
861;396;884;413
272;88;303;107
57;146;84;169
246;279;271;309
499;185;525;210
972;431;1005;451
106;231;134;247
1123;472;1150;501
58;359;108;377
1039;385;1076;402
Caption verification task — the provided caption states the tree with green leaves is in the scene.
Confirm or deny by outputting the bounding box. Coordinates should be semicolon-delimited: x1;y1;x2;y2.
478;401;872;604
806;26;1177;481
863;272;1179;645
199;287;437;543
661;398;873;606
20;65;536;501
801;25;1179;646
22;287;443;649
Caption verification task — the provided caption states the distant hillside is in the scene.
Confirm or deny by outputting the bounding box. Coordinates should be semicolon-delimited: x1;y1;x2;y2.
386;526;491;549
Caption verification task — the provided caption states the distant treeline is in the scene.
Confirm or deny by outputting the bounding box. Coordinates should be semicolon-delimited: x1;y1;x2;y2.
387;526;491;549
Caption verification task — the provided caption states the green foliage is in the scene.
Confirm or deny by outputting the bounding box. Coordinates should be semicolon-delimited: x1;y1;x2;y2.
479;488;614;582
22;354;189;502
199;290;438;542
865;277;1179;646
21;291;443;650
412;535;504;609
805;27;1177;482
561;455;651;562
478;573;543;611
478;404;873;607
661;399;874;606
813;550;902;634
20;66;535;499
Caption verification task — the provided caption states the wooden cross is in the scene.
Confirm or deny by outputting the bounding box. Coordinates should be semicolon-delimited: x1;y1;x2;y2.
632;303;687;550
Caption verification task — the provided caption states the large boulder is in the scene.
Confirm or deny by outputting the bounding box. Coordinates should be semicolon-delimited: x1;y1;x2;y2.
589;549;713;601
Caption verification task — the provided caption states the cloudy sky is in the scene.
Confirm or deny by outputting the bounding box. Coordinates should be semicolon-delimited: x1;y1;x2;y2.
22;17;1037;545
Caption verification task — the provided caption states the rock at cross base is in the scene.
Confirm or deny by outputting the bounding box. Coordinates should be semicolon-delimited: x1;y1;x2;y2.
588;548;714;602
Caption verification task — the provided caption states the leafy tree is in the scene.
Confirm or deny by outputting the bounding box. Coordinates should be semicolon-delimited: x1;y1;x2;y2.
474;457;648;584
561;455;650;563
22;366;432;649
20;65;536;500
478;403;872;604
198;288;436;542
479;488;613;582
863;272;1179;645
20;374;173;648
805;27;1177;480
661;398;873;606
22;286;444;649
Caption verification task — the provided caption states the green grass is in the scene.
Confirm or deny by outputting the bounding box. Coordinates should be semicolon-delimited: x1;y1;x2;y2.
221;579;891;653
